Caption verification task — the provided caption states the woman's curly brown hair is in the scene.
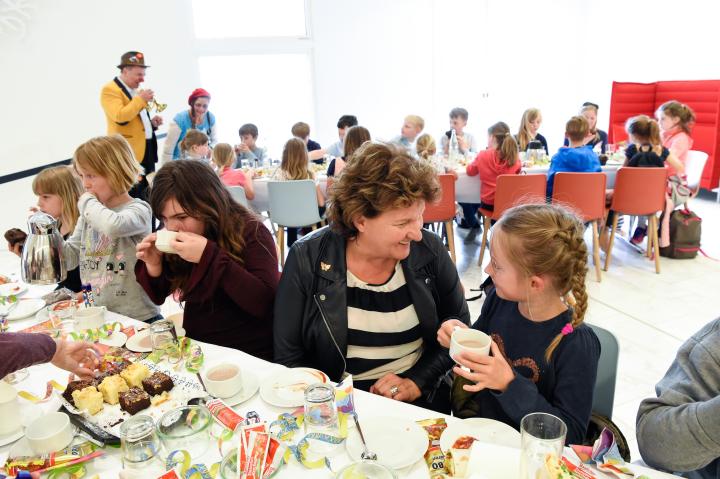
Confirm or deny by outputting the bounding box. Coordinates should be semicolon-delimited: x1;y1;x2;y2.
327;141;440;238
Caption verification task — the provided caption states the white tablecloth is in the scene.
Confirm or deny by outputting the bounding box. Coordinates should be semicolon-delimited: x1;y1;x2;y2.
1;285;677;478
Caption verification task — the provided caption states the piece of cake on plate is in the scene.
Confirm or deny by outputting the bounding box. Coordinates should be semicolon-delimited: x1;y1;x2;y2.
98;375;129;405
119;387;151;415
142;371;174;396
446;436;477;478
72;386;104;415
63;379;96;406
120;362;150;388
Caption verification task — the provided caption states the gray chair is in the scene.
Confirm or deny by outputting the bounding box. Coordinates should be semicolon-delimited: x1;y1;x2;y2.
588;324;619;419
267;180;323;267
227;186;248;208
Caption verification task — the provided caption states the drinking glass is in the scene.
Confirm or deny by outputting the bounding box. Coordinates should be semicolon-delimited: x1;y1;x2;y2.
120;415;165;475
519;412;567;479
303;383;340;455
150;320;181;365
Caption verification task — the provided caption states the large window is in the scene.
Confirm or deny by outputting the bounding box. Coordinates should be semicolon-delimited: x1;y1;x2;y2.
192;0;307;38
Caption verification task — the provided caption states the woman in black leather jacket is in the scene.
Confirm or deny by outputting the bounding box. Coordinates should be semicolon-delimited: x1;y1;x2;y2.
274;141;469;413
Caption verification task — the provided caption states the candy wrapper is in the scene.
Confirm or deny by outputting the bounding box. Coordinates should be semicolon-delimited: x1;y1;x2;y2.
239;423;268;473
417;418;448;478
262;437;287;479
335;374;355;415
206;398;245;432
570;427;636;478
4;441;100;475
244;431;271;479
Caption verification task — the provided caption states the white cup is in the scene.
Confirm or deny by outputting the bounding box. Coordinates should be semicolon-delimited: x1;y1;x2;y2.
449;328;491;361
203;363;243;398
155;230;178;254
0;382;22;436
26;412;74;454
74;306;107;331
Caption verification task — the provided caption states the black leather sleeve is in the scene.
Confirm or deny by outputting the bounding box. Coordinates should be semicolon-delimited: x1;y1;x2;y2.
273;242;311;367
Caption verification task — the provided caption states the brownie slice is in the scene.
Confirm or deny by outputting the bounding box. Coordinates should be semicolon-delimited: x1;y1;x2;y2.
118;387;151;415
63;379;96;406
142;371;174;396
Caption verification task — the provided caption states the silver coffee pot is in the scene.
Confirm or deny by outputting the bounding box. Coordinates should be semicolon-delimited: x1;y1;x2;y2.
21;212;67;284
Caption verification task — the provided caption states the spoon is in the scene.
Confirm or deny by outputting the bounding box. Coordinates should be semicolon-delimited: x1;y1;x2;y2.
352;412;377;461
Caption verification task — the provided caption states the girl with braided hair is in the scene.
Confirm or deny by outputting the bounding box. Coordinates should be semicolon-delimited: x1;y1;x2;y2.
436;203;600;444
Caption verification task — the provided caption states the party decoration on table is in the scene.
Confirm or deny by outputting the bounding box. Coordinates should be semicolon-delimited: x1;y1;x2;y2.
164;450;219;479
17;379;65;403
566;428;652;479
335;374;355;415
68;321;124;343
418;418;449;478
0;293;18;332
147;337;204;373
80;284;95;307
4;441;102;476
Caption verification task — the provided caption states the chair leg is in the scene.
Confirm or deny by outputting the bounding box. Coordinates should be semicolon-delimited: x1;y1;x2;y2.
478;216;490;267
445;220;456;264
592;220;602;282
651;215;661;274
645;215;653;258
277;227;285;268
603;214;619;271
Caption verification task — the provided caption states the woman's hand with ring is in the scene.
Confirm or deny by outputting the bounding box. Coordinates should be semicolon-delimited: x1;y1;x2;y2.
370;373;421;402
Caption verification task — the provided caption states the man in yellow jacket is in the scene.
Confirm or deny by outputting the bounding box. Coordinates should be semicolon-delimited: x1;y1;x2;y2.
100;51;163;197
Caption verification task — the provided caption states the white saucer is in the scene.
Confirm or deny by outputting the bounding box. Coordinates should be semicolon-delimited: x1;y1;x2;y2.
440;418;521;451
99;331;128;348
125;329;152;352
0;427;24;447
217;370;260;407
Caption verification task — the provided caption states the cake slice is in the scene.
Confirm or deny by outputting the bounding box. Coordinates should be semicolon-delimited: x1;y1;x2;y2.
446;436;477;478
63;379;96;406
98;375;129;405
120;363;150;388
119;387;151;415
72;386;104;415
142;371;174;396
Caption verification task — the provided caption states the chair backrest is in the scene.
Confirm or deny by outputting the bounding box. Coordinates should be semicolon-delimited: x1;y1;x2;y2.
588;324;619;419
551;172;607;222
685;150;709;191
610;167;668;215
267;180;322;228
423;174;456;223
492;174;547;219
227;186;248;208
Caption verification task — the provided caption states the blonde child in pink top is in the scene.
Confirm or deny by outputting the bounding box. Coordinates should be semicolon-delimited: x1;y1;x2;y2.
212;143;255;200
656;100;695;178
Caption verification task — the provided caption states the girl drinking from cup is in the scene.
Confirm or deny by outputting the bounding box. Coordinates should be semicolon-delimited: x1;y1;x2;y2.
63;135;161;321
6;166;84;292
436;204;600;444
211;143;255;200
135;160;278;360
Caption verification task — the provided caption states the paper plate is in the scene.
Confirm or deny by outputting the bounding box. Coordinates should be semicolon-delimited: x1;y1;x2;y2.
440;418;521;451
98;331;128;348
8;299;46;321
345;416;427;470
259;367;329;408
125;329;152;352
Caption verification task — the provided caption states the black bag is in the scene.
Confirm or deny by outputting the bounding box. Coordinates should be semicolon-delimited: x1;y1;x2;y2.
659;209;702;259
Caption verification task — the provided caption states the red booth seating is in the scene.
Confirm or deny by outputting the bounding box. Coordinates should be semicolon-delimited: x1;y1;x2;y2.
608;80;720;191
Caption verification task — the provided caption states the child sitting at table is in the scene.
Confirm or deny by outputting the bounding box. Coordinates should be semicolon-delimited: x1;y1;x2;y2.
326;125;371;177
563;102;608;153
516;108;549;154
436;203;600;445
279;138;326;247
546;116;601;197
416;133;437;161
211;143;255;200
325;114;358;158
5;166;84;292
179;129;210;161
657;100;695;178
441;107;477;156
63;135;161;322
135;160;278;359
391;114;424;153
291;121;324;163
234;123;267;166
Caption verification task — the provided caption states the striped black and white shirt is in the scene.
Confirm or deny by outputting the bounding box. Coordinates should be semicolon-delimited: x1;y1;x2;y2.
346;262;423;381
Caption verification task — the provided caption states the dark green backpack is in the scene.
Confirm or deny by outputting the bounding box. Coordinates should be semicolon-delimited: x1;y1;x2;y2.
659;209;702;259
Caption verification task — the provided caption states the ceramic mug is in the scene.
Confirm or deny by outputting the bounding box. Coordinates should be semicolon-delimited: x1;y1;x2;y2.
0;382;22;436
25;412;74;454
449;328;491;361
74;306;107;331
203;363;243;398
155;230;178;254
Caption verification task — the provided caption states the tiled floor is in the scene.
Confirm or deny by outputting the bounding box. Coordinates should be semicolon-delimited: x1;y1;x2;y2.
454;190;720;461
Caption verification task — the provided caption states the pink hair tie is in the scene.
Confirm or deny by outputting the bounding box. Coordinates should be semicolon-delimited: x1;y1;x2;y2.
561;323;574;336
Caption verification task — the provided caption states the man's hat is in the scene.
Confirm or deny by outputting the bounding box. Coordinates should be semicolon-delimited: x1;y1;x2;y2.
117;51;149;69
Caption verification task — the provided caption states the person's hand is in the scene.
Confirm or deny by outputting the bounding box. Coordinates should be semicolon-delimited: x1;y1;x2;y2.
51;340;101;380
457;135;469;153
437;319;468;348
246;167;256;179
136;233;163;277
237;143;250;153
138;89;154;102
151;115;163;128
369;373;422;403
172;231;208;264
452;341;515;393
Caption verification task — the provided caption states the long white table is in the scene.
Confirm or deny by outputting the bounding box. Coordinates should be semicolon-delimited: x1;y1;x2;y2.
1;285;677;478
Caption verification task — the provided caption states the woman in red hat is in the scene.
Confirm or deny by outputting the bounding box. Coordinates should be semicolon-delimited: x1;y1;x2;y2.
162;88;217;163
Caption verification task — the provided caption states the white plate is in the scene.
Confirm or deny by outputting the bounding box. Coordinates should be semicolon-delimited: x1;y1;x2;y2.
99;331;128;348
0;427;24;447
345;416;428;470
0;282;27;297
466;442;520;479
259;367;329;408
7;299;46;321
223;370;260;407
125;329;152;352
440;418;521;451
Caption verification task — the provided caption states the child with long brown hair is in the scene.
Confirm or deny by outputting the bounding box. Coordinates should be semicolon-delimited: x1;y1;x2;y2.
135;160;278;359
656;100;695;177
326;125;371;177
437;204;600;444
179;129;210;161
211;143;255;200
516;108;549;154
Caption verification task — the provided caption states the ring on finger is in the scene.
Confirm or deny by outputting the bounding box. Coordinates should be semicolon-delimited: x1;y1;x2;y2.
389;385;399;397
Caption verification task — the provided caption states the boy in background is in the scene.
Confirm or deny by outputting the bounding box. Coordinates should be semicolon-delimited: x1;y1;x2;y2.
441;107;478;156
235;123;267;166
546;116;601;197
391;114;424;155
291;121;324;163
326;115;358;158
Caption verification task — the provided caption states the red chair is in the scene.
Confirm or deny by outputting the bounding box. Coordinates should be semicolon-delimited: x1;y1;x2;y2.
552;172;607;282
603;167;668;274
423;174;457;263
477;174;546;267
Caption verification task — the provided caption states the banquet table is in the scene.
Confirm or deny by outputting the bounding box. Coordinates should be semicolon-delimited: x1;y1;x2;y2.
0;283;678;478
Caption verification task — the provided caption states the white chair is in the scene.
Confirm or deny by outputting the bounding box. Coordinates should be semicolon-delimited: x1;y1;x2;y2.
267;180;323;267
227;186;248;208
684;150;709;203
